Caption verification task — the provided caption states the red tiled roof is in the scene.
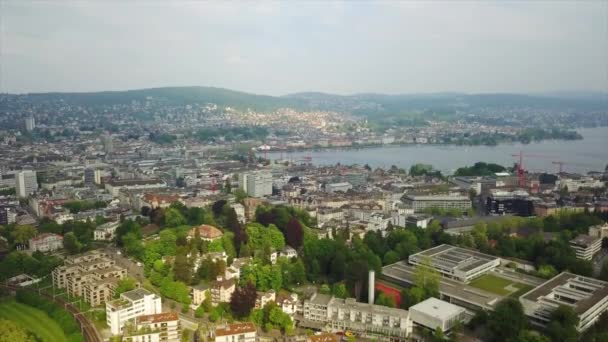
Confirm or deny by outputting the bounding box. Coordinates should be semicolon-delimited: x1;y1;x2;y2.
189;224;223;239
215;322;256;337
30;233;63;242
136;312;179;324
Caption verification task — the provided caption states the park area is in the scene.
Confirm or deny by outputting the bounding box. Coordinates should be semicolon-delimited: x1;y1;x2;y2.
0;299;68;341
468;274;533;297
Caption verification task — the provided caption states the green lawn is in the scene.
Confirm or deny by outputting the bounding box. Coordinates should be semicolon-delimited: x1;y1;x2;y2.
509;283;534;298
469;274;531;297
0;299;68;342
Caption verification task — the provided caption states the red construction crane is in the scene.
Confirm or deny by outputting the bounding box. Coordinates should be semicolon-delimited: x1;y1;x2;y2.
511;151;557;187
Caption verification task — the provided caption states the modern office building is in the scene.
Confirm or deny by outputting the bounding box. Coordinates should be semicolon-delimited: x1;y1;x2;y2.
15;170;37;198
106;288;162;335
486;189;534;216
29;233;63;252
409;297;467;332
122;312;181;342
215;323;257;342
402;194;471;212
103;134;114;154
569;234;602;260
240;171;272;197
84;168;96;186
303;293;412;340
520;272;608;332
408;244;501;283
25;116;35;132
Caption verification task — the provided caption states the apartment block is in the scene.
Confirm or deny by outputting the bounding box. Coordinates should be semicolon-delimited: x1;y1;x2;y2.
29;233;63;252
303;293;412;340
106;289;162;335
215;323;257;342
52;250;126;306
123;312;181;342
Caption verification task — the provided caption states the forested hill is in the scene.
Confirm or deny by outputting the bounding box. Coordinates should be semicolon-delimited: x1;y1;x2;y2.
6;86;607;114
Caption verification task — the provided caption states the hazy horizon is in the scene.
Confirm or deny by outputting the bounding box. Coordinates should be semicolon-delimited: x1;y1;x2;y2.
1;1;607;95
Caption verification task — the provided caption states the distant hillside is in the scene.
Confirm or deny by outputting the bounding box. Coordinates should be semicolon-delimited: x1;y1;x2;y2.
14;86;608;115
23;87;305;111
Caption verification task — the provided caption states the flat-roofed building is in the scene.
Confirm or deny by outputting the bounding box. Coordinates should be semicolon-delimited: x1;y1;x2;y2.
123;312;181;342
520;272;608;332
52;250;126;306
402;194;471;213
105;179;166;196
409;297;467;332
106;288;162;335
408;244;501;283
303;293;412;340
325;182;352;193
94;221;119;241
215;322;257;342
569;234;602;260
486;189;534;217
240;171;273;198
589;223;608;240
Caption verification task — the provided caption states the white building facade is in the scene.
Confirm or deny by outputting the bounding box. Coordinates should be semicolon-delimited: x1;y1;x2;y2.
106;289;162;335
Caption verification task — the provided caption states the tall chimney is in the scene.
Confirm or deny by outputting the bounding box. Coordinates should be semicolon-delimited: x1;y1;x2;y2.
368;270;375;304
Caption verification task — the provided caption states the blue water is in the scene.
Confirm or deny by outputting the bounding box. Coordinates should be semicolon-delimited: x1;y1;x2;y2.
267;127;608;174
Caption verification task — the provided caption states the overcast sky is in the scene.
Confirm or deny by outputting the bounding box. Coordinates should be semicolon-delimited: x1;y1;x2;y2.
1;1;607;95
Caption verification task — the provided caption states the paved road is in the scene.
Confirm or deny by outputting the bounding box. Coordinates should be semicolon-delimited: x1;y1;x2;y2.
103;246;146;282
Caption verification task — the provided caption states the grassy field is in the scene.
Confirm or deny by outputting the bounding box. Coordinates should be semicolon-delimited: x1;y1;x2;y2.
469;274;532;297
0;299;68;342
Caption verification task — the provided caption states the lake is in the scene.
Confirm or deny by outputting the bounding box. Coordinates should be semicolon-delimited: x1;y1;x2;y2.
267;127;608;174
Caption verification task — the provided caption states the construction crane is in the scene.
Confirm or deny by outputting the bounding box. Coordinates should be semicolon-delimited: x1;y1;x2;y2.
511;151;557;187
552;161;594;174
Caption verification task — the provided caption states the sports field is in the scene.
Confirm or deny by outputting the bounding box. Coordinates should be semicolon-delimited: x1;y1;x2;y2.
469;274;532;297
0;299;67;342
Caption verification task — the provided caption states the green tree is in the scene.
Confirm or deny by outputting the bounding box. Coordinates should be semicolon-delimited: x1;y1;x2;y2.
11;225;37;246
599;260;608;281
0;318;34;342
546;305;579;342
518;330;550;342
63;232;82;254
375;293;396;307
174;250;193;283
114;277;137;298
414;256;440;298
164;208;186;227
487;298;528;342
332;283;348;298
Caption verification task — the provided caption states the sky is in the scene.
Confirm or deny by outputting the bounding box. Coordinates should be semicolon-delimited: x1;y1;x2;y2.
1;1;607;95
